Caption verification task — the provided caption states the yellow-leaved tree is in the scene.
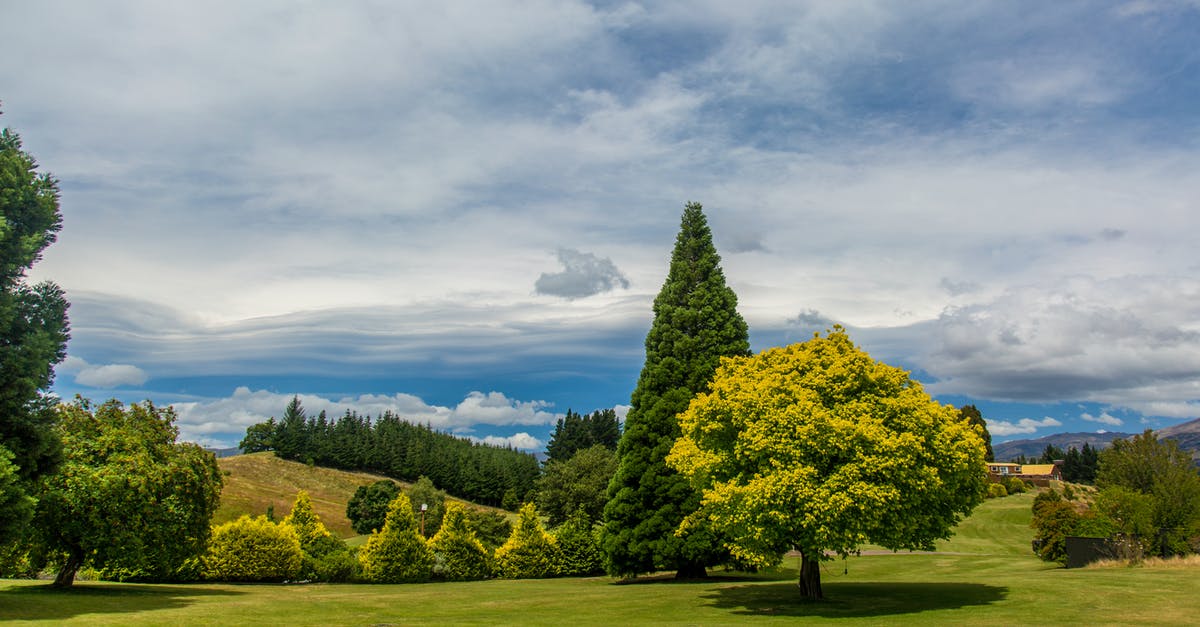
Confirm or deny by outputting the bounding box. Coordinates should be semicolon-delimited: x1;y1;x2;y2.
667;328;986;599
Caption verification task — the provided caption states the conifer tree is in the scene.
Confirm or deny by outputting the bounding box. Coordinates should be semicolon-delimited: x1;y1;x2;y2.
358;492;433;583
494;502;561;579
429;502;492;581
601;202;750;578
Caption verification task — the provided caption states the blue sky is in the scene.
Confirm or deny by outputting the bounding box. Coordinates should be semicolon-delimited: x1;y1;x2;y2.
3;1;1199;451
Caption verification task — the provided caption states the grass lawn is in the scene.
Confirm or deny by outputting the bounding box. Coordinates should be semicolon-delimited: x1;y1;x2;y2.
4;493;1197;625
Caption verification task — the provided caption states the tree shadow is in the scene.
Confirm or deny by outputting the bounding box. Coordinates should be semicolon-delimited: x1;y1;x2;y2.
704;581;1007;618
0;582;244;621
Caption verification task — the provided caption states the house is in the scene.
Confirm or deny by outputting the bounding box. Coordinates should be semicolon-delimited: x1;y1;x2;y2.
987;461;1063;484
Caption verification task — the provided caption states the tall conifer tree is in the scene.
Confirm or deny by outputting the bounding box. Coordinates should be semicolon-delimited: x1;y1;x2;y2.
601;202;750;578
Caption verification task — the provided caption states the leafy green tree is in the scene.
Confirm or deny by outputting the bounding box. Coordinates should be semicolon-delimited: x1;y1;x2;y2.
283;490;346;580
602;202;751;579
0;118;70;543
667;329;987;599
33;399;223;587
958;404;993;462
408;475;447;537
554;508;603;576
347;479;401;535
536;444;617;527
1097;431;1200;557
203;515;303;582
494;502;561;579
238;418;275;453
359;492;434;583
463;508;513;552
429;502;492;581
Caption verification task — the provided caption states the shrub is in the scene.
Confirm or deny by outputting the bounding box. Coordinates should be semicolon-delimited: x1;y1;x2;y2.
429;503;492;581
203;515;303;582
283;490;347;581
347;480;401;535
463;508;512;551
987;483;1008;499
313;548;360;583
359;492;434;583
1003;477;1028;494
1031;490;1080;564
494;503;561;579
553;509;603;577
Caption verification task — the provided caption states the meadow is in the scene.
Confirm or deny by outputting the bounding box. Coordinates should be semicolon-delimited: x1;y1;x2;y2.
4;492;1198;625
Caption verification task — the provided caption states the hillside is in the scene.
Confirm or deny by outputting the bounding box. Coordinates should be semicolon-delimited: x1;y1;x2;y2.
215;452;401;537
993;417;1200;461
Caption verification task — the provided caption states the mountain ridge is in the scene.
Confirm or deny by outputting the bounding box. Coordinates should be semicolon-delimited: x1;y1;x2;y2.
992;416;1200;461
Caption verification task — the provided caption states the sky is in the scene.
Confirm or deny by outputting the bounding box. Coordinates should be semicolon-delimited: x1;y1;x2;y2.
3;0;1199;452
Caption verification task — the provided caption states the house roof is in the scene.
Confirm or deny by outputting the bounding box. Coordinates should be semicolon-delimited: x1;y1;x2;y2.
1018;464;1058;476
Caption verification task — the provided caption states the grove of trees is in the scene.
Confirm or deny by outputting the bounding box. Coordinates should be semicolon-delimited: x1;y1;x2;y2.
241;396;540;508
602;201;751;579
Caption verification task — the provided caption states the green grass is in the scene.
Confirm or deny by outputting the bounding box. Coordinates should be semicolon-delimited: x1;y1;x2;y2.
4;492;1198;625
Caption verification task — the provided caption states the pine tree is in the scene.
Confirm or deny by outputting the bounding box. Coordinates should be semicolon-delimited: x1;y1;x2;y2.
358;492;433;583
959;404;993;462
429;502;492;581
601;202;750;578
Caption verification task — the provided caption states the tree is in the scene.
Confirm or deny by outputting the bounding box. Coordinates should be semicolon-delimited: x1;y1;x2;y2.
347;479;401;535
554;508;604;576
203;515;303;582
1030;489;1080;564
0;117;70;543
545;408;621;464
602;202;751;579
238;418;275;453
408;475;447;537
429;502;492;581
667;328;987;599
1097;430;1200;557
494;502;561;579
958;405;993;462
1038;444;1066;464
358;492;434;583
536;444;617;527
33;399;223;586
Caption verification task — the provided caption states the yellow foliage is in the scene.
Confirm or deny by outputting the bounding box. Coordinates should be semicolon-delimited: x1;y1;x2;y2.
667;328;987;566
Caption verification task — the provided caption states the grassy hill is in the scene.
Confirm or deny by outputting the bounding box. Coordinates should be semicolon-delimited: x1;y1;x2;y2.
215;452;401;537
215;452;512;538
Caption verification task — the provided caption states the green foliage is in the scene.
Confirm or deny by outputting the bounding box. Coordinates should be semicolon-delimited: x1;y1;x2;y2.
987;483;1008;499
495;502;561;579
33;399;223;586
1030;489;1079;563
429;502;492;581
1038;444;1066;465
347;479;401;535
408;475;447;537
667;328;987;598
1097;430;1200;557
536;444;618;527
243;402;540;508
358;492;433;583
1061;443;1100;484
545;409;621;463
462;507;513;551
0;120;70;543
603;201;751;578
958;405;993;462
1002;477;1029;495
283;490;348;581
203;515;303;582
554;509;604;577
311;547;360;583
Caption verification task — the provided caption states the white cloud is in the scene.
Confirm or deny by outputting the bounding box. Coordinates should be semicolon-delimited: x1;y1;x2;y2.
60;356;149;388
168;387;563;447
474;432;544;451
986;417;1063;437
1081;411;1123;427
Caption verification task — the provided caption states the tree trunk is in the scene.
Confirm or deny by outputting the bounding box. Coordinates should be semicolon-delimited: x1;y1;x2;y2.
674;561;708;579
797;551;823;600
52;546;85;588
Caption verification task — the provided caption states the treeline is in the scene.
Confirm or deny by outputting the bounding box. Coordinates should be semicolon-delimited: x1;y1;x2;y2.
1012;443;1101;484
239;397;539;508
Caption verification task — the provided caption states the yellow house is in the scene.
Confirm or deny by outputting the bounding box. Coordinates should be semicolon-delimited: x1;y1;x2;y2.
987;462;1062;481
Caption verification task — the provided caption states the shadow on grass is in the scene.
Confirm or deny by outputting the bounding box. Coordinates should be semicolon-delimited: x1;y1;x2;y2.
0;582;244;621
704;581;1007;618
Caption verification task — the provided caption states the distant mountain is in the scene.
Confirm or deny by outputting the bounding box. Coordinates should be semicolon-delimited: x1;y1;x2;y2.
993;432;1134;461
992;416;1200;462
205;447;243;458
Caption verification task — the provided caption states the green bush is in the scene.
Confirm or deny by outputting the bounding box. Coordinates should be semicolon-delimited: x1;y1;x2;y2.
347;480;401;535
463;508;512;551
494;503;561;579
1031;490;1080;564
203;515;303;582
312;548;360;583
359;493;434;583
553;509;603;577
1003;477;1029;494
987;483;1008;498
429;503;492;581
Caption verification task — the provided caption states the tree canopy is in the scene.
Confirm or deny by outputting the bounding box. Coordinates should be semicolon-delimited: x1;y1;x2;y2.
602;201;751;579
536;444;618;527
667;328;987;599
958;405;993;462
33;399;223;587
1097;430;1200;557
545;408;620;464
0;119;70;543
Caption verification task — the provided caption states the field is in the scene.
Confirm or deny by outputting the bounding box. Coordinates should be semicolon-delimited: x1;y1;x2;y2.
4;491;1199;625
